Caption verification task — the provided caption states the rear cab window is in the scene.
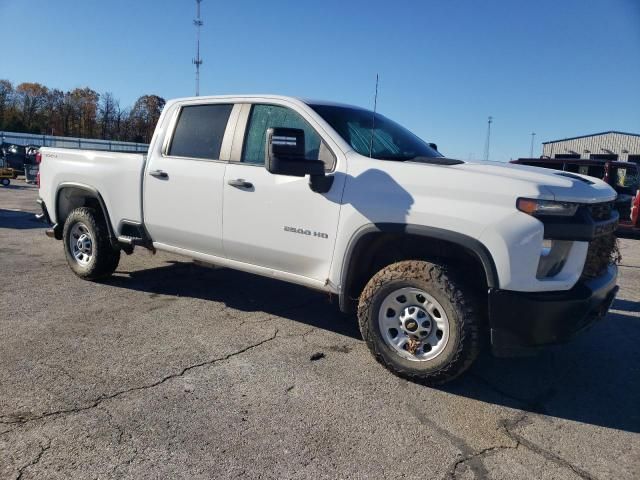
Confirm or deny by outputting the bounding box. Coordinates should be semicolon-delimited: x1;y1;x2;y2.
168;104;233;160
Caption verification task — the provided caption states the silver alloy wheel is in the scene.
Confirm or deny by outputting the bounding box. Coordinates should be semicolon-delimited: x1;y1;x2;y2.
378;287;450;361
69;222;94;266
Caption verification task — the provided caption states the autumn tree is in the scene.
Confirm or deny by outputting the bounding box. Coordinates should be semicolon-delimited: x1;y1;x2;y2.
0;80;14;129
69;88;100;137
42;89;65;136
128;94;166;143
16;82;49;132
0;78;165;144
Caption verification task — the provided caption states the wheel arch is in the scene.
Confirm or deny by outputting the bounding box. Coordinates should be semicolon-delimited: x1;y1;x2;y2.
338;223;499;313
55;182;117;245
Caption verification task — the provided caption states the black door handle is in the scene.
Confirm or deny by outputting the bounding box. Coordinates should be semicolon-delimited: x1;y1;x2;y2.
227;178;253;189
149;169;168;179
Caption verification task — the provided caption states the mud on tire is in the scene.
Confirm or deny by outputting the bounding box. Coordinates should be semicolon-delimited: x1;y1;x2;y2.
357;260;481;385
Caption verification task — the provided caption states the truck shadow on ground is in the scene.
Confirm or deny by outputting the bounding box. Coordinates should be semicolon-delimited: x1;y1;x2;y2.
105;260;361;339
105;260;640;435
447;306;640;434
0;209;44;229
0;183;33;190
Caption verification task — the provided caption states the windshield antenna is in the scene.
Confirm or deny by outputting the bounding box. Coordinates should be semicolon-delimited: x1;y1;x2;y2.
369;73;379;158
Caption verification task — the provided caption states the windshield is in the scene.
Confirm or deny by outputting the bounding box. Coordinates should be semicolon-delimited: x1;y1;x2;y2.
309;104;442;160
615;166;640;190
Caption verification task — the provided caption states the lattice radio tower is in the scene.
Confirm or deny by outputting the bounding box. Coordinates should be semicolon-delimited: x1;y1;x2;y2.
483;116;493;161
193;0;204;96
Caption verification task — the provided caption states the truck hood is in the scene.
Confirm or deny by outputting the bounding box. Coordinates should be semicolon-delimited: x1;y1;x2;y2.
448;160;617;204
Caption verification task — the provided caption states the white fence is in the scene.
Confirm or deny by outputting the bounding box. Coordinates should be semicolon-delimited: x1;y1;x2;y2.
0;131;148;152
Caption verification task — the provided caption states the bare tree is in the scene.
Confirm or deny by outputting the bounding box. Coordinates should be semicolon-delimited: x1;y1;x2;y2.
98;92;119;139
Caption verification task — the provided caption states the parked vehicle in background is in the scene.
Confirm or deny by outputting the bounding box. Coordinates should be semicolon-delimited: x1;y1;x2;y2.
512;157;640;235
25;145;40;165
0;149;13;185
23;145;41;184
37;95;620;384
1;143;27;176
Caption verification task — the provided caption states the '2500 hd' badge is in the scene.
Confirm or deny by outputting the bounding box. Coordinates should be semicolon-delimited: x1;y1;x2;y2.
283;226;329;239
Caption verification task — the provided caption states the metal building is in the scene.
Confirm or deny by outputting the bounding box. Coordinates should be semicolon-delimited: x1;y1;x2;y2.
542;131;640;164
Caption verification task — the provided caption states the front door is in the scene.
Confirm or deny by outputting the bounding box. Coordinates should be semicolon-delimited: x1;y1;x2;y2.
222;103;344;282
144;102;234;256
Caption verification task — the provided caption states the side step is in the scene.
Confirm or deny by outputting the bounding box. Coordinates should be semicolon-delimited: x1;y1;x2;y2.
117;235;148;246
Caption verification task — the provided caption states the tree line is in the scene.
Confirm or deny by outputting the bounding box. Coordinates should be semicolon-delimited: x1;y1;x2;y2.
0;80;166;144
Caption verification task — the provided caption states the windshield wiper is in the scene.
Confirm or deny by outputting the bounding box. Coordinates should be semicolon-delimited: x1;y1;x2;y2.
399;156;464;165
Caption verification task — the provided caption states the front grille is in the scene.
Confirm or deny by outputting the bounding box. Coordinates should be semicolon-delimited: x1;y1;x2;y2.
582;234;618;279
588;202;613;221
581;202;620;279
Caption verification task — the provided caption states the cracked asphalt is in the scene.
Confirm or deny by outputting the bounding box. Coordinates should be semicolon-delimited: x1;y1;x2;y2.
1;183;639;479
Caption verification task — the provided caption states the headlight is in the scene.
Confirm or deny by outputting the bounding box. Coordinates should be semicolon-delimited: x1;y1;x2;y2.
537;240;573;278
517;198;579;217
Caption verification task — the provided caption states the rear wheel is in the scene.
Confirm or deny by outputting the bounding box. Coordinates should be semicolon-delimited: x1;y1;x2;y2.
62;207;120;280
1;178;9;186
358;260;481;385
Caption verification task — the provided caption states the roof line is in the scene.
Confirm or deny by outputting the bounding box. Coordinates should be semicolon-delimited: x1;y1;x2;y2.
542;131;640;144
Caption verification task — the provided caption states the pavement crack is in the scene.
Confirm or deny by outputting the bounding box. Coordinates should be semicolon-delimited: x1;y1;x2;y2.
448;441;518;480
15;437;51;480
398;379;492;480
471;369;597;479
502;413;597;480
469;354;601;480
0;329;279;430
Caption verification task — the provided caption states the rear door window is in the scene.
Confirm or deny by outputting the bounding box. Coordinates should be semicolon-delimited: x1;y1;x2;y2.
168;104;233;160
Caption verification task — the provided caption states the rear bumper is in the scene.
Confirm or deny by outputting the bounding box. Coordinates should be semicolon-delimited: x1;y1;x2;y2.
489;265;618;356
36;197;61;239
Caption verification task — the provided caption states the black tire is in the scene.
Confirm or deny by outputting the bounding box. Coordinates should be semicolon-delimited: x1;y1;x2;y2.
357;260;481;385
62;207;120;280
1;178;9;186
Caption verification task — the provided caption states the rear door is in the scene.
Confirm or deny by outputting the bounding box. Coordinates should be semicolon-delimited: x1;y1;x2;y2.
144;101;238;256
222;102;344;282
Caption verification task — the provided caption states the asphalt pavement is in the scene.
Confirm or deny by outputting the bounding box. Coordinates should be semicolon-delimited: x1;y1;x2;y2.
1;182;638;479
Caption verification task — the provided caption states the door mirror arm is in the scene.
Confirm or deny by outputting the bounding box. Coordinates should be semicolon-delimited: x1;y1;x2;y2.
309;173;334;194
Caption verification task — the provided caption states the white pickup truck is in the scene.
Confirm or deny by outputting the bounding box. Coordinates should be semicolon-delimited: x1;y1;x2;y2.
37;95;620;384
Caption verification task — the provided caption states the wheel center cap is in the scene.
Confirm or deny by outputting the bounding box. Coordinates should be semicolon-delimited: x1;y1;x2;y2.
405;320;418;332
400;306;427;333
77;235;91;252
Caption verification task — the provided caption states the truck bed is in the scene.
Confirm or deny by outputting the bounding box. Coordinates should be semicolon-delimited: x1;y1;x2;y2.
39;147;147;230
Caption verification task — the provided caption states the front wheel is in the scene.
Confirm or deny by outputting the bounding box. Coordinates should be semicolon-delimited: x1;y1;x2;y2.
357;260;481;385
62;207;120;280
1;178;9;186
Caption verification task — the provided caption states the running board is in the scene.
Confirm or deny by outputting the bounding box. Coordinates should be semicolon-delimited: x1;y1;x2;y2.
117;235;148;247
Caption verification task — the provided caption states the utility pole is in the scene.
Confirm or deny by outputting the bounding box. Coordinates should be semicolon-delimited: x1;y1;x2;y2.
530;132;536;157
483;116;493;161
193;0;204;96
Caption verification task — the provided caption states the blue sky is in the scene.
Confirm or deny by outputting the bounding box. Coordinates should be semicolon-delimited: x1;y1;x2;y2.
1;0;639;160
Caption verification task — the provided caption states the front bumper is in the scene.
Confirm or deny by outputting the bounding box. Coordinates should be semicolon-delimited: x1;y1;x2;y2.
489;265;618;357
